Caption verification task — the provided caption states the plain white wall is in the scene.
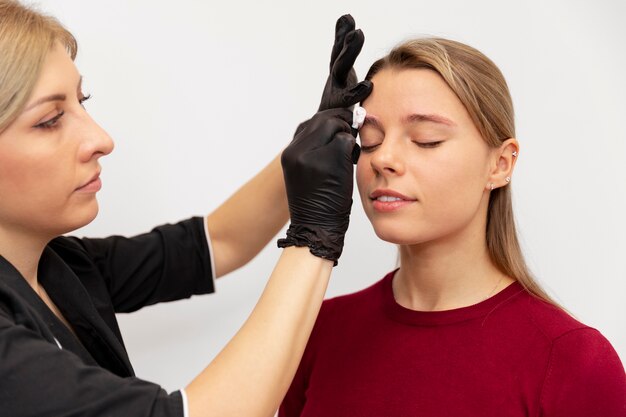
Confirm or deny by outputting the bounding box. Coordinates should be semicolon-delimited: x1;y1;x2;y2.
34;0;625;392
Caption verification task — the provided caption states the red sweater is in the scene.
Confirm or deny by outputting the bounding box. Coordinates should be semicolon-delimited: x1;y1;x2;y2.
280;271;626;417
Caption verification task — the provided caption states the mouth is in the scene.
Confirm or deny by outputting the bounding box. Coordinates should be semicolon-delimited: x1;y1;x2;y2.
75;171;102;192
369;189;416;212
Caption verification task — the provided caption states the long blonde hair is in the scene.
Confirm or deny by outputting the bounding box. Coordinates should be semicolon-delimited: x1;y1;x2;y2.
0;0;76;132
367;38;558;306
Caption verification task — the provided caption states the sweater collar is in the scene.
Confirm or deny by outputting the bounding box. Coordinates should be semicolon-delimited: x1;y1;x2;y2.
381;269;525;326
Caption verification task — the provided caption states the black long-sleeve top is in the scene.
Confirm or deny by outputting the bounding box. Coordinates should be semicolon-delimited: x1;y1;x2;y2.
0;217;214;417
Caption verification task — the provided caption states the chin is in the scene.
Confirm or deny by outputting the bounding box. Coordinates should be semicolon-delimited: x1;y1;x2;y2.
60;203;100;235
371;223;424;246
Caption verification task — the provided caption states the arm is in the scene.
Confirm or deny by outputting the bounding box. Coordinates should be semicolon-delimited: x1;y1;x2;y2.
186;247;331;417
188;107;363;417
206;153;288;278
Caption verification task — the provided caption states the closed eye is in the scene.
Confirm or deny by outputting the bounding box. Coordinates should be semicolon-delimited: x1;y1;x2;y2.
414;141;443;148
360;144;380;153
34;110;64;130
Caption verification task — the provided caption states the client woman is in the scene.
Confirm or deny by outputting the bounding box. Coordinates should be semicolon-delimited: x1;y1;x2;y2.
280;37;626;416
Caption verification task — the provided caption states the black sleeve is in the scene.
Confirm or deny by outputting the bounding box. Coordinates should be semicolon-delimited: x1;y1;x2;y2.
62;217;214;313
0;313;185;417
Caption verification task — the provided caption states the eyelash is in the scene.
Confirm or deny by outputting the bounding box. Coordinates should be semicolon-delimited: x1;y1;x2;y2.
35;111;65;130
360;141;443;153
360;144;379;153
415;141;442;148
79;94;92;107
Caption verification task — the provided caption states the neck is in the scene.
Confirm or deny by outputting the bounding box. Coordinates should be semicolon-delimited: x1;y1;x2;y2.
394;219;512;312
0;225;49;290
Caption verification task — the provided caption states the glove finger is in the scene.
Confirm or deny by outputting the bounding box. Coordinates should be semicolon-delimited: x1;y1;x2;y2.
317;107;355;130
330;131;362;164
327;131;359;165
302;113;353;150
330;14;356;70
338;80;373;108
293;107;352;140
331;29;365;85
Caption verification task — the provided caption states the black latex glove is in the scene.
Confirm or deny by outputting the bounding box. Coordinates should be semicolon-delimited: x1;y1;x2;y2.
318;14;373;111
277;109;357;266
293;14;371;158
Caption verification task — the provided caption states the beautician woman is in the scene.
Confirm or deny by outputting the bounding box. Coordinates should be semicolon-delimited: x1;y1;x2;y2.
0;2;371;416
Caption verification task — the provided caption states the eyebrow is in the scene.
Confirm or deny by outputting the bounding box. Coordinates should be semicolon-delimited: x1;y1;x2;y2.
362;112;456;130
23;76;83;112
404;113;456;126
24;93;66;112
362;115;383;130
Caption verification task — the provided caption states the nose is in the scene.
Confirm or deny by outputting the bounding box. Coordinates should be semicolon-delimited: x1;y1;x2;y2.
368;133;406;177
77;112;115;162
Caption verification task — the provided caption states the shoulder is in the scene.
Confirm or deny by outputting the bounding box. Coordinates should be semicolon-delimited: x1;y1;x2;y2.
539;326;626;415
45;236;102;280
48;235;91;261
49;235;84;251
510;292;626;414
509;289;591;340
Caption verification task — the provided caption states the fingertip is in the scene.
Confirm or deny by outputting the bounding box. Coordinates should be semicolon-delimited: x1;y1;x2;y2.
361;79;373;90
339;14;355;27
343;29;364;48
341;81;373;107
356;80;373;96
332;131;360;164
351;143;361;164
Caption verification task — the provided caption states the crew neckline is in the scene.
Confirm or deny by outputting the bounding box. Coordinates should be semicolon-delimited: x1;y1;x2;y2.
382;269;525;326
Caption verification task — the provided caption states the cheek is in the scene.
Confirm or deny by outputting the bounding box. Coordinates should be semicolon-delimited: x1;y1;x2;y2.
0;147;71;207
419;149;489;217
0;150;32;195
425;143;489;186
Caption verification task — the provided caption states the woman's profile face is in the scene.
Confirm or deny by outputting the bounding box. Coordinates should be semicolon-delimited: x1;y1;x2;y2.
0;42;114;240
356;68;495;246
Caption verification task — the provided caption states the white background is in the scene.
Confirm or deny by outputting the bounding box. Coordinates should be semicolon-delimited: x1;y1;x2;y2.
35;0;625;392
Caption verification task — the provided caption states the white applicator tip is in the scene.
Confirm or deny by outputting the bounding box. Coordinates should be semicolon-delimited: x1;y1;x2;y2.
352;105;366;129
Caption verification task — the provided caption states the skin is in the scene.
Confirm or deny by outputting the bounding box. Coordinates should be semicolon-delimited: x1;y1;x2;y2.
357;68;519;311
0;42;114;288
0;41;332;417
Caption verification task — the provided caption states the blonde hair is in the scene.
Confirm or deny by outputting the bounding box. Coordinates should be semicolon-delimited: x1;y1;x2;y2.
0;0;77;132
367;38;558;306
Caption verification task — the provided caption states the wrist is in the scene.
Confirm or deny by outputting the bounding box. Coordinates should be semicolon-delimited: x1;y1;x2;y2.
277;223;349;266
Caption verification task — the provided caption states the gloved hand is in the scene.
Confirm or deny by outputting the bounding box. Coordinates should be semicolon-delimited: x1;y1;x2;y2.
293;14;371;159
318;14;373;111
277;109;357;266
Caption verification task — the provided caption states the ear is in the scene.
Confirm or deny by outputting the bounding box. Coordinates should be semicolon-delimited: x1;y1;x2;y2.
485;138;519;191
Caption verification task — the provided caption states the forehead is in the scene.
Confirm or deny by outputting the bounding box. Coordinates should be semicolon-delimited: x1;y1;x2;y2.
30;42;80;96
363;68;470;123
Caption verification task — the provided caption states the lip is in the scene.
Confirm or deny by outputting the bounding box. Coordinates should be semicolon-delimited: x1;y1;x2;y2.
75;171;102;193
369;188;416;213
